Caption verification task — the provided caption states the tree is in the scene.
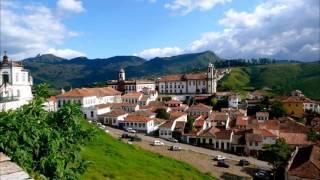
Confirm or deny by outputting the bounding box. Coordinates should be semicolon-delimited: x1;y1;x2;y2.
270;100;286;118
307;128;320;142
155;108;170;120
34;83;50;100
0;100;95;179
210;97;218;107
261;138;292;172
184;116;195;133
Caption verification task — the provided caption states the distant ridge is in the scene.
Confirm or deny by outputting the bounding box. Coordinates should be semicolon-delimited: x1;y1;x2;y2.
22;51;221;88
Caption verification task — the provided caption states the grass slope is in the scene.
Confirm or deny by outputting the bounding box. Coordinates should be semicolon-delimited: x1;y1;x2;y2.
220;62;320;100
80;122;215;180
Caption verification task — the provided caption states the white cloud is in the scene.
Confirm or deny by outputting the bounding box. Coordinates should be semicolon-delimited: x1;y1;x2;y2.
165;0;231;15
57;0;85;13
0;0;85;60
45;48;86;59
140;0;319;61
134;47;183;59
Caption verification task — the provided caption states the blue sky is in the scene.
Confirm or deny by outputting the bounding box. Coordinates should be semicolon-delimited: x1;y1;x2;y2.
1;0;319;61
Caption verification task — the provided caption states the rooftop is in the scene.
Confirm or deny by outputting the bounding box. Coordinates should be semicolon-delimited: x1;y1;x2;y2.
58;87;121;97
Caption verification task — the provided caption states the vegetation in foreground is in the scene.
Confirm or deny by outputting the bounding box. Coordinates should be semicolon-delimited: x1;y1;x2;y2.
81;121;215;180
220;62;320;100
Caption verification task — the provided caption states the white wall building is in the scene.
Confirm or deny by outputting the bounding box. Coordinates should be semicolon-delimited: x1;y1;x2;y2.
0;52;33;111
107;68;155;93
157;63;217;94
56;87;122;119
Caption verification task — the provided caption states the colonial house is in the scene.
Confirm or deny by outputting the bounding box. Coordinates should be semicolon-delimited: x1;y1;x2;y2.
122;115;165;134
107;68;155;93
122;92;143;104
56;87;122;119
0;52;33;111
206;112;230;129
158;111;187;139
187;103;212;117
285;145;320;180
165;99;188;112
99;109;128;127
245;129;277;156
156;63;218;94
197;127;232;151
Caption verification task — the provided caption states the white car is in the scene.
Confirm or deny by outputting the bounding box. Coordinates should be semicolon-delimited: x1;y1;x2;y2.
152;140;165;146
214;155;226;161
126;128;136;133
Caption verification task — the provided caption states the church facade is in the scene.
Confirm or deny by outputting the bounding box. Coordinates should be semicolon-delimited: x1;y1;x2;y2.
156;63;217;94
0;52;33;111
107;68;155;94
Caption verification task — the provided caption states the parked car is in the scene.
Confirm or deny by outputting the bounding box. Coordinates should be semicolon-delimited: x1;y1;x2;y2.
239;159;250;166
169;145;182;151
121;133;131;139
152;140;164;146
125;128;136;133
166;137;178;143
217;160;229;168
130;135;142;142
254;170;272;180
214;155;226;161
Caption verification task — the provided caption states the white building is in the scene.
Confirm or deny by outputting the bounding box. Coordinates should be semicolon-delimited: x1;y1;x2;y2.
107;68;155;93
56;87;122;119
157;63;217;94
122;114;165;134
0;52;33;111
228;94;241;109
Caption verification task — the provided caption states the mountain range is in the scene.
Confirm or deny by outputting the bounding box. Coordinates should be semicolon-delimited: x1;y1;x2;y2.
22;51;221;88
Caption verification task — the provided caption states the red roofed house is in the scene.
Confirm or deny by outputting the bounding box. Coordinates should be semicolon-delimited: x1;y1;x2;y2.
206;112;230;129
235;116;249;130
123;115;159;134
245;128;277;156
197;127;232;150
187;103;212;117
57;87;122;120
99;109;128;127
158;111;187;139
286;145;320;180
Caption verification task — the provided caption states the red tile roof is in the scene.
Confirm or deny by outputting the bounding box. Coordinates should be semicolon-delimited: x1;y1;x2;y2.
198;127;232;140
279;132;313;145
169;111;187;120
209;112;229;122
288;145;320;179
236;116;248;126
58;87;121;97
188;103;212;111
95;104;112;109
159;120;175;129
101;109;127;117
157;72;207;82
122;92;143;98
124;115;152;123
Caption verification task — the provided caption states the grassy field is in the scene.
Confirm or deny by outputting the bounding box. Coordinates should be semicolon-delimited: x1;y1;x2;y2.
80;122;215;180
220;62;320;100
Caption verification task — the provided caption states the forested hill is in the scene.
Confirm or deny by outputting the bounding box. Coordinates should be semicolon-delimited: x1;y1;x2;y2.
220;62;320;100
22;51;222;88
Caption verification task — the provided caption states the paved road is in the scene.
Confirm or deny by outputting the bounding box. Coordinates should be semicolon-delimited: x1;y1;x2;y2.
105;126;270;169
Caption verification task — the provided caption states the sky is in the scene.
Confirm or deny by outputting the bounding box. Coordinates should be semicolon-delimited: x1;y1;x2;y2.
0;0;319;61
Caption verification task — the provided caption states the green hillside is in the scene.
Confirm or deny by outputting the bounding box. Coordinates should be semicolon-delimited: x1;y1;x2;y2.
81;122;215;180
22;51;221;88
220;62;320;100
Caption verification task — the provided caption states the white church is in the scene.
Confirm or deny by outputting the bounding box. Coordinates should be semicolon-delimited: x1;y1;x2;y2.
156;63;218;94
0;52;33;111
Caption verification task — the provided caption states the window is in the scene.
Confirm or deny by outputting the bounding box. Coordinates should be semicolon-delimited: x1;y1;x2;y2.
255;142;258;146
22;73;26;81
58;100;61;108
2;73;9;83
91;111;94;118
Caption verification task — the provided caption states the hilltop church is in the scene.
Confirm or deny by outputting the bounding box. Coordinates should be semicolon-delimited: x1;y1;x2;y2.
0;52;33;111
